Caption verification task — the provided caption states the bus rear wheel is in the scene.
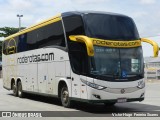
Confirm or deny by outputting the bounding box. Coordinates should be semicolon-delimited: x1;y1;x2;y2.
60;85;72;108
17;81;24;98
12;82;17;96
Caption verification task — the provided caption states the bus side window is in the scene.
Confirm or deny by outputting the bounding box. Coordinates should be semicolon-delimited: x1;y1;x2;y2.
3;40;8;55
37;20;66;48
63;15;87;75
69;43;88;75
27;30;38;50
62;15;85;40
18;34;27;52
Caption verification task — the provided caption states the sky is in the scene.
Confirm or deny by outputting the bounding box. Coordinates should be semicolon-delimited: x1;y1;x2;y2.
0;0;160;57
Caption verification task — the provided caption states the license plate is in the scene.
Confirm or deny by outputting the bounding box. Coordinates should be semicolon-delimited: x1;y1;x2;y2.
117;98;127;103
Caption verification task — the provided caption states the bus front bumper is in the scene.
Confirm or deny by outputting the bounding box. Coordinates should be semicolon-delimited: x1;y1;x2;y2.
86;97;144;104
70;97;144;104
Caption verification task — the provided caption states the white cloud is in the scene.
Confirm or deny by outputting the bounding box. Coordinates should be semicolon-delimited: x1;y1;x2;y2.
140;0;156;4
72;0;110;4
132;11;148;18
8;0;33;10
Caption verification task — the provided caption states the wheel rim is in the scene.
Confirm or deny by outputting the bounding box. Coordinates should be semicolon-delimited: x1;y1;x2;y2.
62;88;69;104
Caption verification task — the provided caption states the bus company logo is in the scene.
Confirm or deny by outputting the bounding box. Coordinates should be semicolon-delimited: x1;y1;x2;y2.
121;89;125;94
92;39;141;48
7;38;17;55
17;52;54;64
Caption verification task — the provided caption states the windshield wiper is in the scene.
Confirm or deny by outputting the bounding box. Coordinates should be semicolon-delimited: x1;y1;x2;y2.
126;74;143;77
91;72;114;78
98;73;118;78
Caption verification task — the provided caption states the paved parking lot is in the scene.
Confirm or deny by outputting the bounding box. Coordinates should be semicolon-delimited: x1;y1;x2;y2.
0;79;160;120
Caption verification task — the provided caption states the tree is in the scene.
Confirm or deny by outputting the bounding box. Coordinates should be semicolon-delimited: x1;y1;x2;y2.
0;27;25;37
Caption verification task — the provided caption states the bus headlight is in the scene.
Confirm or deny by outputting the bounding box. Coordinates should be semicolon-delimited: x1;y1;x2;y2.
137;80;145;89
81;79;106;90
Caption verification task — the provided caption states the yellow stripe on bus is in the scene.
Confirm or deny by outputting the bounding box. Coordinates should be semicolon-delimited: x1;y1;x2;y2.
5;14;61;41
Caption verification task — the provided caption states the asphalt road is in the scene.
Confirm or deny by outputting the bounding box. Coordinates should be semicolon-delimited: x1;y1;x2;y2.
0;79;160;120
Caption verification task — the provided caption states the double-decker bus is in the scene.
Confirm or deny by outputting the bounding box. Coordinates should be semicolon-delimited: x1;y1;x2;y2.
2;11;159;107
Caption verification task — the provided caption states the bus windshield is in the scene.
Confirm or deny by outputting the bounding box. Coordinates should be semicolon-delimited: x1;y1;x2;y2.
90;46;144;80
83;13;139;40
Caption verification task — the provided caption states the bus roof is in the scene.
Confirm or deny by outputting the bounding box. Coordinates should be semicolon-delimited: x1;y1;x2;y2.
62;11;128;18
5;11;128;41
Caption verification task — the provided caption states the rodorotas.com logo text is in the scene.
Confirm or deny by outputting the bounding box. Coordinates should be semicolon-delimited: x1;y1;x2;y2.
17;52;54;64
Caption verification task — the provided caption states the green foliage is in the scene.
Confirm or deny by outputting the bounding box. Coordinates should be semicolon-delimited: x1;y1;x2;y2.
0;27;25;37
0;27;19;37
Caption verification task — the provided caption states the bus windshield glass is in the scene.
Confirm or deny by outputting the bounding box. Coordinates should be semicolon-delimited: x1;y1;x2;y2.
83;13;139;40
90;46;143;80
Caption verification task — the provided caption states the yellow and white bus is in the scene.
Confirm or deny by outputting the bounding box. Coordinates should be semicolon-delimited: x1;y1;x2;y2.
2;11;159;107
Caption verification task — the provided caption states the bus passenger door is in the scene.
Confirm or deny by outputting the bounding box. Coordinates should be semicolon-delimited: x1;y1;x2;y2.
70;50;88;99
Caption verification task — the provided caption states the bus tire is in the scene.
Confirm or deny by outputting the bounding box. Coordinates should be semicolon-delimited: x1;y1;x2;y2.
60;85;72;108
17;81;24;98
12;82;18;96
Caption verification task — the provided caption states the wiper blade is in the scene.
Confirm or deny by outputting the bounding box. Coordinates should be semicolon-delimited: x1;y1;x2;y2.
99;74;117;77
91;73;114;78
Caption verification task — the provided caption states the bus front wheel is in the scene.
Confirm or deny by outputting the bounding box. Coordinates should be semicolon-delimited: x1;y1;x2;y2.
60;85;72;108
17;81;24;98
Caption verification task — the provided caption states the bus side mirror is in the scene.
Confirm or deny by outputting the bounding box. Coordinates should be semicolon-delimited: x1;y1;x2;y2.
141;38;159;57
69;35;94;56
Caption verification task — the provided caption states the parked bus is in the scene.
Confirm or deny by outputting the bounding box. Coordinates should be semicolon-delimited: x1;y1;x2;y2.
2;11;159;107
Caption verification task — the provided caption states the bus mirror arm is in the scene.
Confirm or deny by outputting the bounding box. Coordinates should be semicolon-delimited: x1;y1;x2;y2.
141;38;159;57
69;35;94;56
